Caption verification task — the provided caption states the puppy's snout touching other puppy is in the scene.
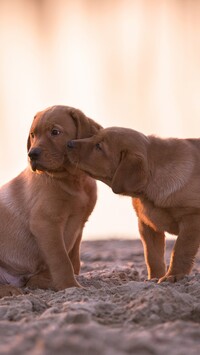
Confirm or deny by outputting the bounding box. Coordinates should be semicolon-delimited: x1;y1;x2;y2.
28;147;41;160
67;140;75;149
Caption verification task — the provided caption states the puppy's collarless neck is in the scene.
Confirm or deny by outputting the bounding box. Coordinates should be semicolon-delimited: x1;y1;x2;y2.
45;168;86;183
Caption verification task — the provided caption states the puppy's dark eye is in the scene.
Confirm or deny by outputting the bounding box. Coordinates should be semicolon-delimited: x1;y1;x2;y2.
95;143;102;151
51;128;61;136
30;132;34;138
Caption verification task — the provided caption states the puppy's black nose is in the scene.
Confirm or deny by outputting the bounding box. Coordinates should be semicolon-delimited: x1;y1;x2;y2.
67;140;75;149
28;147;41;160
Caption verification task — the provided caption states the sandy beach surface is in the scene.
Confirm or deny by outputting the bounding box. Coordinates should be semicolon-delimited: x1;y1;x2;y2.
0;238;200;355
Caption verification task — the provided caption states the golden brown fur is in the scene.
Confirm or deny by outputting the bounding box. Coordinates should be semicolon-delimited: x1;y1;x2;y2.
0;105;102;298
67;127;200;283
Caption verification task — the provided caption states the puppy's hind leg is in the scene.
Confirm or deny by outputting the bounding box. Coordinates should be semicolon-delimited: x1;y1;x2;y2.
159;215;200;283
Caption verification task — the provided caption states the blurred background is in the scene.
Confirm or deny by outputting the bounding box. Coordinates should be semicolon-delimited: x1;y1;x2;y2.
0;0;200;239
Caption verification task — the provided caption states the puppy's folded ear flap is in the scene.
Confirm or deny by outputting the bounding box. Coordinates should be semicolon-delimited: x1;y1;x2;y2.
111;151;148;196
69;108;103;138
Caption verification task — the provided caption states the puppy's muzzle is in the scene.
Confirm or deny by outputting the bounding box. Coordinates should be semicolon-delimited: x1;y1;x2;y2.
28;147;42;160
67;140;75;149
67;140;79;166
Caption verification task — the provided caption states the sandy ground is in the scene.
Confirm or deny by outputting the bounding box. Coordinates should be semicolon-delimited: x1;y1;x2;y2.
0;238;200;355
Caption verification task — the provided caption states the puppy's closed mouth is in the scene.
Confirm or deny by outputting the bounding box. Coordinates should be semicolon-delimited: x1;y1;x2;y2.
82;169;112;184
30;160;37;172
30;160;45;173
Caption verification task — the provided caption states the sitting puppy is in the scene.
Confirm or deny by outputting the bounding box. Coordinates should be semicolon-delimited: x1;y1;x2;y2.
0;105;102;298
67;126;200;283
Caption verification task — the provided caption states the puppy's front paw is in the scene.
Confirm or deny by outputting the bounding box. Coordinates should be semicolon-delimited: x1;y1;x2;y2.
158;273;186;283
55;279;82;291
146;278;159;283
0;285;23;298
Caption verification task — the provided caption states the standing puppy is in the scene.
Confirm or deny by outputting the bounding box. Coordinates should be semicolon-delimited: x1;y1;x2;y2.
0;105;102;298
67;127;200;283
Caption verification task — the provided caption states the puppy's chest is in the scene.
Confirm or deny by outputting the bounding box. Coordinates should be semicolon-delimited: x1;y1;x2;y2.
133;198;179;235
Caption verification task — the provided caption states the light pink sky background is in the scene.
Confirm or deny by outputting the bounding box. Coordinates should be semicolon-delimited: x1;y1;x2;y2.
0;0;200;239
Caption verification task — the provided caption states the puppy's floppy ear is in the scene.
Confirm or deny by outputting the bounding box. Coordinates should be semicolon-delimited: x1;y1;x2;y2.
111;151;148;196
69;108;103;138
